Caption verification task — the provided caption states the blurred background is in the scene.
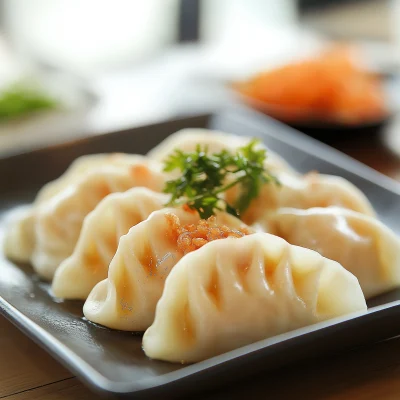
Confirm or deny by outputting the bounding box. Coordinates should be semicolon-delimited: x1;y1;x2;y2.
0;0;400;163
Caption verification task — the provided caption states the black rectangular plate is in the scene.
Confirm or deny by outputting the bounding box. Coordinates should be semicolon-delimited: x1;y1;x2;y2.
1;106;400;398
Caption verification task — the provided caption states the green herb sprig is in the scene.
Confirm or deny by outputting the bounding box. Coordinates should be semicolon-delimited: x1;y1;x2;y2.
163;139;280;219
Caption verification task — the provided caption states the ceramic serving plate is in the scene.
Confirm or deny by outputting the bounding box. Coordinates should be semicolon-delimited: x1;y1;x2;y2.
1;106;400;399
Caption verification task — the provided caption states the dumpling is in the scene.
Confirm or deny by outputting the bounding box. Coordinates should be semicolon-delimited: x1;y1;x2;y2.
147;128;295;173
4;153;148;263
264;207;400;298
32;161;168;280
83;209;251;331
36;153;145;204
226;171;375;225
142;233;367;363
3;207;36;263
52;188;169;300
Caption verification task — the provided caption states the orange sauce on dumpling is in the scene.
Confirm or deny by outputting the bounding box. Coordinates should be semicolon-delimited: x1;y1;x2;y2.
236;256;251;292
105;233;118;253
264;255;277;291
96;182;112;198
113;262;134;316
206;268;221;309
135;240;157;277
83;241;103;272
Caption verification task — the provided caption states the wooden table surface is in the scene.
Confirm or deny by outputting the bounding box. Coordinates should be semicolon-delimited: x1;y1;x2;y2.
2;126;400;400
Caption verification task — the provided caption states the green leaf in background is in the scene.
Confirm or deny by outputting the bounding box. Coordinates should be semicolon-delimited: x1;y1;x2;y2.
0;83;59;122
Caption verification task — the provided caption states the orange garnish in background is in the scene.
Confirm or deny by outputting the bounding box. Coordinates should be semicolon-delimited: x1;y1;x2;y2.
235;46;387;125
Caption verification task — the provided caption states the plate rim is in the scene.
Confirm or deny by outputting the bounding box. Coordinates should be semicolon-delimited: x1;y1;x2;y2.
1;293;400;395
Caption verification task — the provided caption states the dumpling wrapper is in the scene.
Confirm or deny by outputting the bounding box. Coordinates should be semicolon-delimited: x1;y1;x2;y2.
147;128;295;174
226;171;375;225
32;161;168;280
4;153;149;263
36;153;145;203
52;188;169;300
143;233;367;363
264;207;400;298
83;208;250;331
3;207;36;263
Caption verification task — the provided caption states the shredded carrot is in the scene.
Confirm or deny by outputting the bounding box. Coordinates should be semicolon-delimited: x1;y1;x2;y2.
235;45;387;125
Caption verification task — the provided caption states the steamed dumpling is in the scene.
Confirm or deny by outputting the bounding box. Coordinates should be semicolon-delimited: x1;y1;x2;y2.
32;161;168;280
226;171;375;224
36;153;144;203
83;209;251;331
143;233;367;363
4;153;148;263
3;207;36;263
264;207;400;298
52;188;169;300
147;128;295;173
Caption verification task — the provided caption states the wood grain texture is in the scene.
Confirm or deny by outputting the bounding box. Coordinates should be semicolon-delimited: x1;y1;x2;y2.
0;316;72;398
4;378;99;400
196;336;400;400
333;134;400;179
4;333;400;400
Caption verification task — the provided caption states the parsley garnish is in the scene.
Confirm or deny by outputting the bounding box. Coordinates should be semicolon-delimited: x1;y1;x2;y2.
163;139;280;219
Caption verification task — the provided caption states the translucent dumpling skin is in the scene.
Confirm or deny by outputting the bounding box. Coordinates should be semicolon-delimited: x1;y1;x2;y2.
226;171;375;225
36;153;145;203
3;153;154;264
3;207;35;263
83;209;250;331
52;188;169;300
32;161;168;280
265;207;400;298
143;233;367;363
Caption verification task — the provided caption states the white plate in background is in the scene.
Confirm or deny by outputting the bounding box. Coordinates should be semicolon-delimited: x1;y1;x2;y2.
0;69;97;157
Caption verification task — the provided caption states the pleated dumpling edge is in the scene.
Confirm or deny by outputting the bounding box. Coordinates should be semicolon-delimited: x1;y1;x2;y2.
52;188;170;300
143;232;367;363
264;207;400;298
83;208;251;331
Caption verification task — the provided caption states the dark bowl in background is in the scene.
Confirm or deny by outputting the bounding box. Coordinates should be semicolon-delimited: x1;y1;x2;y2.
235;92;392;143
231;70;399;144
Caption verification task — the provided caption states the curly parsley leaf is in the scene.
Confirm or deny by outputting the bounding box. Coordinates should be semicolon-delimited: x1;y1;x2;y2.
163;139;280;219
